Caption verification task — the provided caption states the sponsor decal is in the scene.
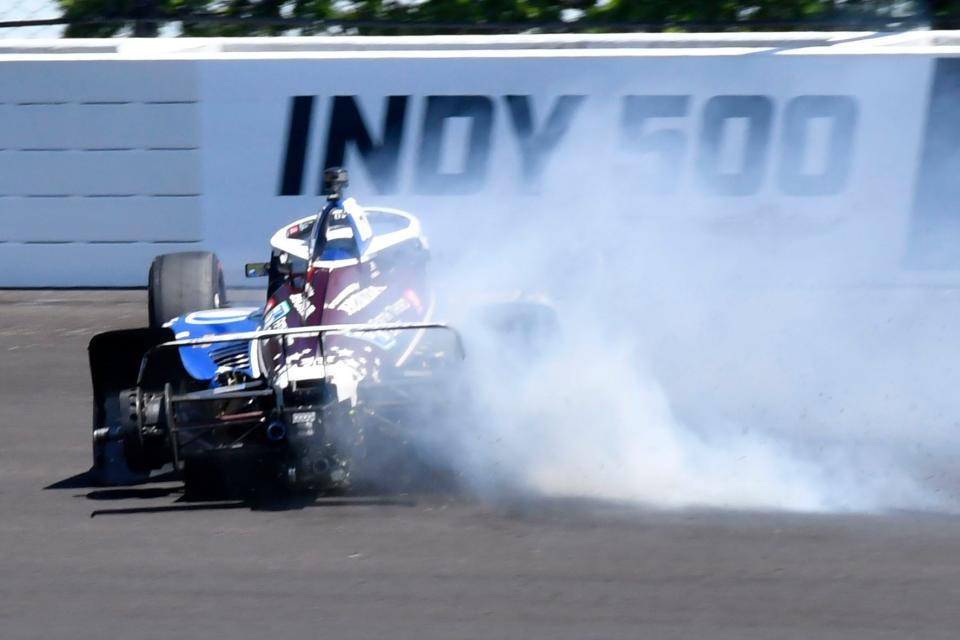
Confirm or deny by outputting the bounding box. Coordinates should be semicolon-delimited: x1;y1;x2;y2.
325;282;359;309
279;93;858;197
290;410;317;436
285;348;315;364
362;331;398;351
373;297;412;321
264;300;291;328
291;411;316;425
288;293;317;319
286;220;314;238
353;297;414;351
335;284;387;316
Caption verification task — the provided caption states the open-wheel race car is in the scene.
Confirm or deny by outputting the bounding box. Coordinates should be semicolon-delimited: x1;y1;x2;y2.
89;168;465;495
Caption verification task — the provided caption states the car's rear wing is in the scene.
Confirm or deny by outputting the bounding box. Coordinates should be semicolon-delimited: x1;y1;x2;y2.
137;321;464;386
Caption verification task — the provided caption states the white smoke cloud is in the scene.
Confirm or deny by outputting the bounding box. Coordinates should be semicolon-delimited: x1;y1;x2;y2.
411;175;957;514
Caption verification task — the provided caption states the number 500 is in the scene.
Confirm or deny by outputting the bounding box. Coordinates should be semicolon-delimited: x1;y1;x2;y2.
621;95;858;196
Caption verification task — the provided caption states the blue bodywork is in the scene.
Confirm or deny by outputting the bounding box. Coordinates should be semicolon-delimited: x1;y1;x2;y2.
161;198;366;385
164;307;263;382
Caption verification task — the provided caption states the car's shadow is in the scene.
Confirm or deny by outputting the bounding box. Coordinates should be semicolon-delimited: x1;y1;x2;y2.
46;468;426;517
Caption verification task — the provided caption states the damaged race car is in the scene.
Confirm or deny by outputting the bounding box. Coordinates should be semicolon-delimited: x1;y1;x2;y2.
89;168;464;495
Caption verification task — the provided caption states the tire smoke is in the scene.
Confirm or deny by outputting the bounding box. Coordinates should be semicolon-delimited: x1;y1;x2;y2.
419;197;958;513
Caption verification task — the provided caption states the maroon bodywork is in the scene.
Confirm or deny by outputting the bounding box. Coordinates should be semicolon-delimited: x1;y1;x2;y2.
260;235;433;382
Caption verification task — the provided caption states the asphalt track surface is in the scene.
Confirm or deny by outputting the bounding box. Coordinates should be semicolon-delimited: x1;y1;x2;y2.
2;290;960;640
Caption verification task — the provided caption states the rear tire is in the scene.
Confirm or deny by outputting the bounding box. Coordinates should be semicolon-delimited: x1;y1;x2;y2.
148;251;227;328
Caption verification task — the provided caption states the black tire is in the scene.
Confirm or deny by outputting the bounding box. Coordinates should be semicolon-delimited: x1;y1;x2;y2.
148;251;227;328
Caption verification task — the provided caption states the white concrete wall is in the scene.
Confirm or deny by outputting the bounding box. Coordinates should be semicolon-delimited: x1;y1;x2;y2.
0;34;957;286
0;60;201;285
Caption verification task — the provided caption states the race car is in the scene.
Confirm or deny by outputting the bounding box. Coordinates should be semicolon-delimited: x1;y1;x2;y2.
88;168;464;495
